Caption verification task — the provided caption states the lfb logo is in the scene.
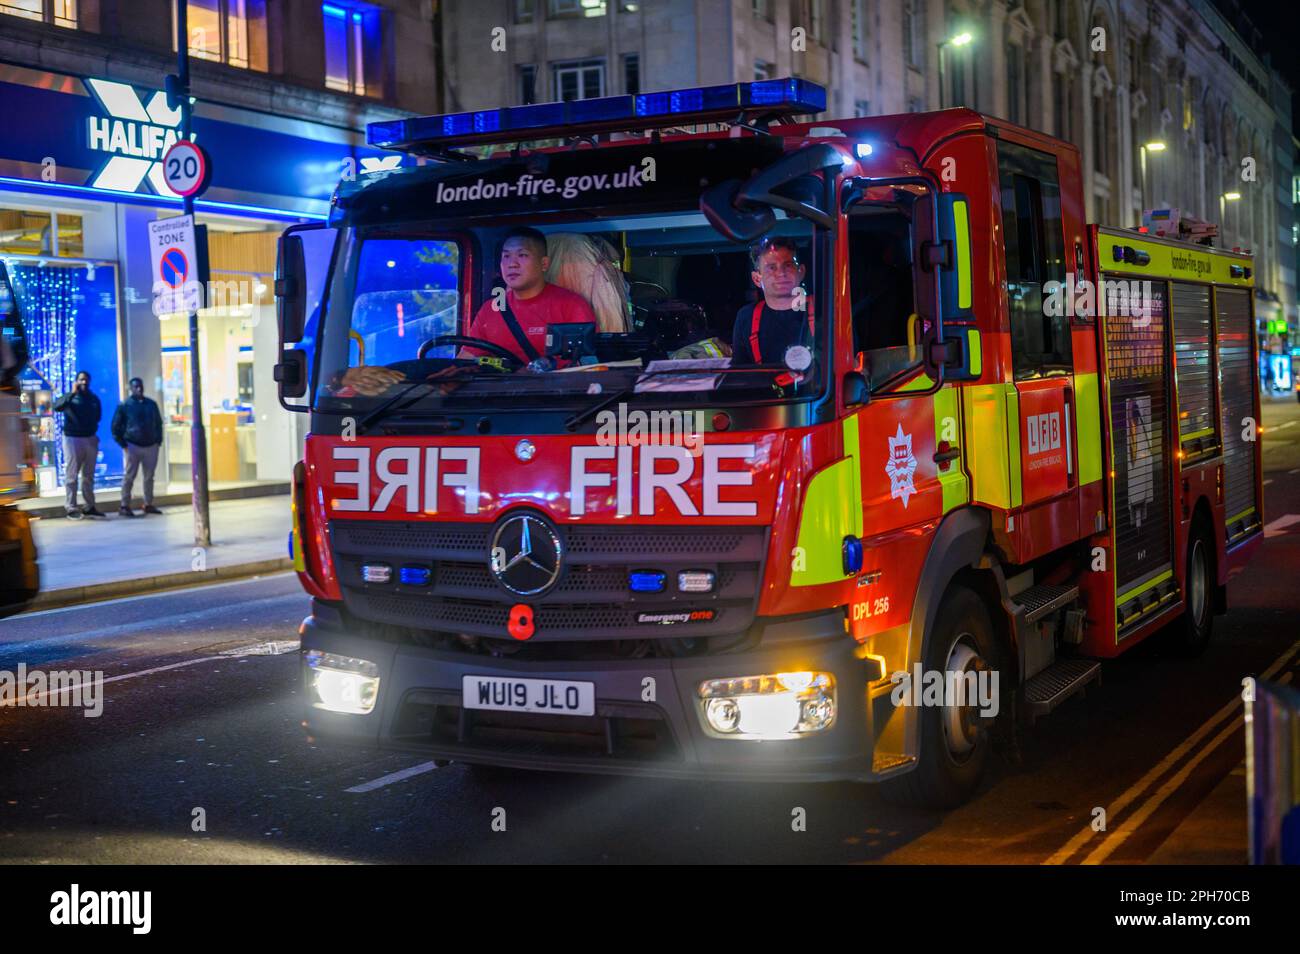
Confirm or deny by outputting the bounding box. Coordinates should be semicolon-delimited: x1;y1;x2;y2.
885;423;918;508
1026;412;1062;455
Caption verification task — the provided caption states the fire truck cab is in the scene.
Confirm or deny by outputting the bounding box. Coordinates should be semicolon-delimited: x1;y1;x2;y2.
278;79;1263;807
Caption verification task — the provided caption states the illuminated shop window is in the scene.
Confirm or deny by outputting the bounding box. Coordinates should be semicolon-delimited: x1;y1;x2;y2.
324;2;380;96
175;0;267;71
549;0;607;18
0;208;83;258
0;0;76;28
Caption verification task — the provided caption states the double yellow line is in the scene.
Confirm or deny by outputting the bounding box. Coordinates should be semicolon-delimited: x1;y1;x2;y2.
1044;637;1300;865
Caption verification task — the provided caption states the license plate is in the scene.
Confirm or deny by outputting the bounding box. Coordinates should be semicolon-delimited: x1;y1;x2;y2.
462;675;596;717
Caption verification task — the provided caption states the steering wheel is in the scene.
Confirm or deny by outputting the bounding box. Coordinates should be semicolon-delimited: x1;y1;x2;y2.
417;334;525;370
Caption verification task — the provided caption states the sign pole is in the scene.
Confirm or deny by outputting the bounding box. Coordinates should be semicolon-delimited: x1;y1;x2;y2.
176;0;211;547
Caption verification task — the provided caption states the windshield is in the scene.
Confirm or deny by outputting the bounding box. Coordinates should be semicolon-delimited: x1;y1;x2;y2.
312;206;828;424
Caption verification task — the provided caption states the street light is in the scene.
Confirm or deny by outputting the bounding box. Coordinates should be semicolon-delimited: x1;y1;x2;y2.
938;31;974;109
1220;191;1241;248
1138;140;1165;225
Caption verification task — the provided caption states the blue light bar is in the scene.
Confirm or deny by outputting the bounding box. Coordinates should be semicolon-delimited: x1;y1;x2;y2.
366;78;826;151
747;78;826;110
634;84;739;117
629;571;666;594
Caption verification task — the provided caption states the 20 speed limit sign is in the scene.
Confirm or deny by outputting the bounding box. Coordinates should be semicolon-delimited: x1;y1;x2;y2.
161;140;211;198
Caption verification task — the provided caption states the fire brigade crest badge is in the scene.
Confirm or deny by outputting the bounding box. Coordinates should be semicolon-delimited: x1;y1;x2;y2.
885;423;917;508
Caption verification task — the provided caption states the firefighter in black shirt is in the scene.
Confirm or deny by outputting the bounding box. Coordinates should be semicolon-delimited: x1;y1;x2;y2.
730;236;813;367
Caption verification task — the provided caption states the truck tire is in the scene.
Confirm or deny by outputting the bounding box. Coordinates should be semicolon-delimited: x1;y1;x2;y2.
882;585;1000;809
1166;522;1215;656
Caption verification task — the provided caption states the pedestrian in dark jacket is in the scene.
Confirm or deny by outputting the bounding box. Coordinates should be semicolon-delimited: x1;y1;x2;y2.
111;377;165;516
53;369;105;519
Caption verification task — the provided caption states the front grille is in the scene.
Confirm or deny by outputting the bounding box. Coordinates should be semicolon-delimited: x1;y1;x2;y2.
354;592;736;633
391;689;680;761
331;519;767;641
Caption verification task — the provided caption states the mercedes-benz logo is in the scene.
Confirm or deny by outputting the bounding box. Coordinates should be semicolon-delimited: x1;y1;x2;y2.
489;512;563;596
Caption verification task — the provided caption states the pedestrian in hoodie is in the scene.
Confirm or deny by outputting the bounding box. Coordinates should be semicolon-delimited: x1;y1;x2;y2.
53;370;105;519
111;377;165;517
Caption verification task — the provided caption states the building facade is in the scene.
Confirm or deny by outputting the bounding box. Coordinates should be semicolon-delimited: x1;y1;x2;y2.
441;0;1295;363
0;0;436;497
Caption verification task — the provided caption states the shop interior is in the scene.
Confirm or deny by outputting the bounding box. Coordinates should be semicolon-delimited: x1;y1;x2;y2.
156;214;280;487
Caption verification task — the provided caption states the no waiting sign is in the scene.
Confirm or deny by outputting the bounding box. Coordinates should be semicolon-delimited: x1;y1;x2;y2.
148;214;202;315
162;139;211;198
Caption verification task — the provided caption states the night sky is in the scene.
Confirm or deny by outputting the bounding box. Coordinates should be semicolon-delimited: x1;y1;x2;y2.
1229;0;1298;131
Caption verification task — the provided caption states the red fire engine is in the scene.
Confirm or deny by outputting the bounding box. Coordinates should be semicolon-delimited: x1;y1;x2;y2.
275;79;1263;806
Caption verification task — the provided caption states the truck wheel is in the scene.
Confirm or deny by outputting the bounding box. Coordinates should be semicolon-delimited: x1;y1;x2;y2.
883;585;1000;809
1167;523;1215;656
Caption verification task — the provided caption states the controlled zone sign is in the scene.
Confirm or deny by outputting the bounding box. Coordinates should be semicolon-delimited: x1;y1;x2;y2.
148;214;202;315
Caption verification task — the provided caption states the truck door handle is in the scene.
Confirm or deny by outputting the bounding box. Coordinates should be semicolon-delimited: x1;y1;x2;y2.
934;446;961;465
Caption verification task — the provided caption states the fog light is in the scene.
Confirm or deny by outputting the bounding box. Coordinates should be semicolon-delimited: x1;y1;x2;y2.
361;563;392;584
305;650;380;714
800;695;835;731
677;570;715;593
697;671;835;740
704;697;741;733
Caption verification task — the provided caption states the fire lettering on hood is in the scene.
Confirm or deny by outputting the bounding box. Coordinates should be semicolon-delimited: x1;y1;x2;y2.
327;443;758;518
571;444;756;517
332;446;480;514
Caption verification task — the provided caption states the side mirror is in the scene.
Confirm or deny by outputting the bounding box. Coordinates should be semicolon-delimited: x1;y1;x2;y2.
700;143;843;242
842;370;869;407
275;233;308;344
929;328;982;381
929;193;973;322
700;178;776;243
274;349;309;400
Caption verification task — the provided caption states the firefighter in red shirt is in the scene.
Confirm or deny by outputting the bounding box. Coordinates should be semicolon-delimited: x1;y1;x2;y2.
334;227;598;396
460;227;597;365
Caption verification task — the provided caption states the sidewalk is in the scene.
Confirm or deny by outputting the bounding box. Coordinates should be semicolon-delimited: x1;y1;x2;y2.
19;479;289;519
27;494;294;610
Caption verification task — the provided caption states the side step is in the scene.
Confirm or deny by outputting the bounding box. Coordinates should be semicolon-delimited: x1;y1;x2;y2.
1013;582;1079;624
1023;658;1101;722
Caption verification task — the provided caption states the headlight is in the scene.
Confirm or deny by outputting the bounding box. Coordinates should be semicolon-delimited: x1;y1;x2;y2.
305;650;380;715
697;670;835;740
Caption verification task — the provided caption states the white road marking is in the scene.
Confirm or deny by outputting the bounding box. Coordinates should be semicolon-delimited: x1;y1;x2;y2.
1264;514;1300;538
1044;637;1300;865
3;641;302;707
221;640;300;656
1271;420;1296;431
13;571;295;619
5;655;226;707
1264;479;1273;485
345;761;440;793
1081;714;1243;864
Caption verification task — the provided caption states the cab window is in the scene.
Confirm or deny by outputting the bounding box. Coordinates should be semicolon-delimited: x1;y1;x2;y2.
998;140;1071;379
847;205;920;390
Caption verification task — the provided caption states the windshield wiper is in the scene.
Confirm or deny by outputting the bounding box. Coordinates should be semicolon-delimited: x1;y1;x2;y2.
352;365;483;433
355;379;440;433
563;364;799;432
